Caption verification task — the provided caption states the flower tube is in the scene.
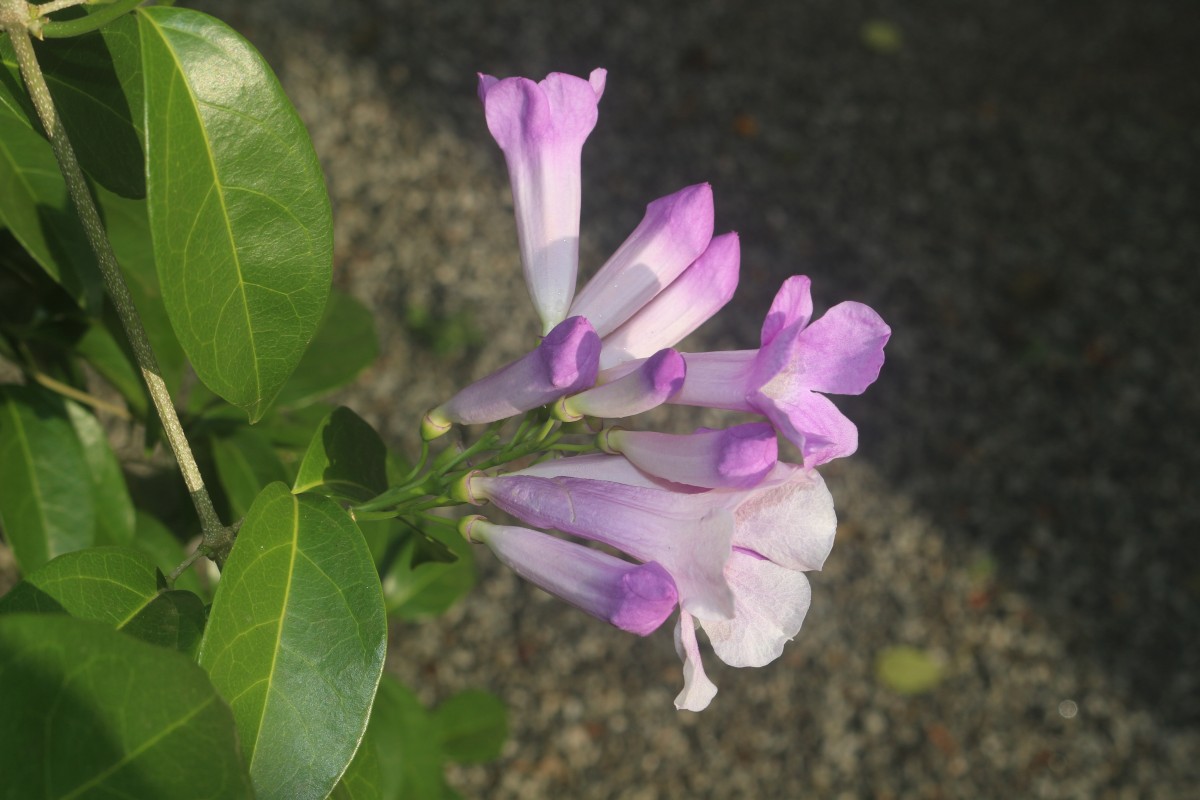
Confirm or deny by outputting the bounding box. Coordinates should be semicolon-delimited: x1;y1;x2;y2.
599;423;778;490
479;69;607;333
462;516;677;636
423;316;600;438
555;348;685;421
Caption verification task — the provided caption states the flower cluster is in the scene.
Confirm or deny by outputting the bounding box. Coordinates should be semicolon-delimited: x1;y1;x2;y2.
427;69;890;710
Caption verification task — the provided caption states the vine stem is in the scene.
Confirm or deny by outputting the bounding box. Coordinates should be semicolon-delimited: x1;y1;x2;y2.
1;5;235;563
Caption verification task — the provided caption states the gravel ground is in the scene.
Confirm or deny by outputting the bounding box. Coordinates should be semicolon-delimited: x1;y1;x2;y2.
53;0;1200;796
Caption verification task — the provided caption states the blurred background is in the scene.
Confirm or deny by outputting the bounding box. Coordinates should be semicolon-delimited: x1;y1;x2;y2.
194;0;1199;796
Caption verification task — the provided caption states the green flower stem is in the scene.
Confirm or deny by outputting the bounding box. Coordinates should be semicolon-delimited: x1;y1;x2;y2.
0;8;235;564
31;0;91;17
40;0;144;39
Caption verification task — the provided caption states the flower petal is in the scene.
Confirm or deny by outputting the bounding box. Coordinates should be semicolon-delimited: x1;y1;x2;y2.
674;611;718;711
753;389;859;468
794;301;891;395
699;551;812;668
727;464;837;571
598;232;740;369
479;70;606;332
760;275;813;348
569;183;715;337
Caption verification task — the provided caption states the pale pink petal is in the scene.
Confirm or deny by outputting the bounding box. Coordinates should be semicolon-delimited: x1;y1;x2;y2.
699;551;812;668
793;301;891;395
760;275;813;348
727;464;837;571
512;453;704;493
598;232;740;369
569;183;715;337
674;611;718;711
754;390;859;468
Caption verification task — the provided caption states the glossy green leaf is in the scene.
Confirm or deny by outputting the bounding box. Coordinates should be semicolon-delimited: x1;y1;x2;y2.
210;425;289;520
371;676;455;800
0;546;159;623
0;71;102;309
64;399;136;546
95;185;187;397
383;521;475;620
0;614;252;798
434;690;508;764
199;483;387;800
275;290;379;408
139;6;333;421
0;385;95;572
293;406;388;502
875;645;944;695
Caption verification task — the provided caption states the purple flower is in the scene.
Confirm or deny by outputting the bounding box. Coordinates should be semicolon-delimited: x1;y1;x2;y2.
461;516;677;635
479;69;607;333
599;422;778;490
669;275;890;468
465;470;737;620
422;316;600;438
569;183;715;338
500;455;836;711
555;347;686;421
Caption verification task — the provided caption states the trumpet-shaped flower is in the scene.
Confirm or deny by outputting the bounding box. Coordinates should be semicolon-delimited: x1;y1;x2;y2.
465;471;737;620
671;275;890;467
461;516;677;635
479;69;607;333
423;316;599;438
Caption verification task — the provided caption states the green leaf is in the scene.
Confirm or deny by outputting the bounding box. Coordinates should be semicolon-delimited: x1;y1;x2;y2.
0;385;95;572
9;18;145;197
199;483;387;800
64;399;135;546
275;290;379;408
122;589;207;658
875;645;944;695
0;69;102;309
76;318;151;418
210;425;289;520
95;185;187;397
383;521;475;620
0;614;252;798
331;724;384;800
434;690;507;764
293;406;388;502
371;676;455;800
132;510;206;598
0;546;156;624
138;7;333;422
